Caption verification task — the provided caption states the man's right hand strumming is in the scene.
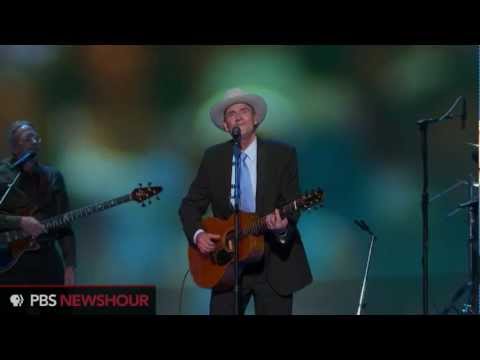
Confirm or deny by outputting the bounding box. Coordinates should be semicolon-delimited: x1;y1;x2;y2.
196;232;220;254
20;216;46;239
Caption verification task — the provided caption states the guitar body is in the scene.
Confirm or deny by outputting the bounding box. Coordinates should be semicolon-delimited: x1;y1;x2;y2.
0;206;39;275
0;236;39;274
188;212;264;291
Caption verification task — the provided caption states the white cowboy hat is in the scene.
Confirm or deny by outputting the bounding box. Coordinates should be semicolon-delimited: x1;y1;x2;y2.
209;88;267;130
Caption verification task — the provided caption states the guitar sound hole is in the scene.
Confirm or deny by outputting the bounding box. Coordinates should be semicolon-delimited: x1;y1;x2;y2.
213;249;233;266
210;231;235;266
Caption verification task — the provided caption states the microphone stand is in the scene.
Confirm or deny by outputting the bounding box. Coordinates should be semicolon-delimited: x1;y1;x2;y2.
416;96;465;315
354;220;376;315
0;151;37;209
442;145;479;315
459;175;479;314
441;174;479;314
472;147;479;314
232;132;242;315
0;171;22;209
467;201;478;314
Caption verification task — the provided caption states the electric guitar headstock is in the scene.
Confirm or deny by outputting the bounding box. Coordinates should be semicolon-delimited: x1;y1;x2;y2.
131;182;163;207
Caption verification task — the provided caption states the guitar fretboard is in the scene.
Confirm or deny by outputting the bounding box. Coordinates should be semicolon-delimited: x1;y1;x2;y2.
1;194;132;244
43;194;132;231
240;199;301;238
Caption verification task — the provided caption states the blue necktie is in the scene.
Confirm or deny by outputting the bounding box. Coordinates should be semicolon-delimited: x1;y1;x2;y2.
239;152;255;213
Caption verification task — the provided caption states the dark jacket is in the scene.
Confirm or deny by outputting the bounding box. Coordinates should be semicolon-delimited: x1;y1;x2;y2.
0;159;76;268
179;138;312;295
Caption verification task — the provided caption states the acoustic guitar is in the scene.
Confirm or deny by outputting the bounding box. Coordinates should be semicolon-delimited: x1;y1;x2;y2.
188;188;324;290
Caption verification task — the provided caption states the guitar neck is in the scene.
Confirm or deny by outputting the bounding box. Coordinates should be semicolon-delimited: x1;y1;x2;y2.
241;200;299;238
0;185;163;246
42;194;132;231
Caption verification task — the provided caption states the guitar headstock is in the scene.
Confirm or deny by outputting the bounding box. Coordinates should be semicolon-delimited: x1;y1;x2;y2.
131;182;163;207
297;187;324;212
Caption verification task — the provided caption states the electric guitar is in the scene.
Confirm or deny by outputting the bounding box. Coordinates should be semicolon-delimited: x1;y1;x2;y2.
0;183;162;274
188;188;324;290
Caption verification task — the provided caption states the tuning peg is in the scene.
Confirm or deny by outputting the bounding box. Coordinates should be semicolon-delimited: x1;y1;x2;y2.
141;203;146;207
148;182;152;187
148;200;152;205
156;196;160;200
139;183;143;188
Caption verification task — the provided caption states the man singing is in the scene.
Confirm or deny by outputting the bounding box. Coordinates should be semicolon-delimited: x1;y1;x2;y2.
179;88;312;315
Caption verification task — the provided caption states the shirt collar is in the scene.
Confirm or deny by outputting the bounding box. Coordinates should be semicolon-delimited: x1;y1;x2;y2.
242;136;257;161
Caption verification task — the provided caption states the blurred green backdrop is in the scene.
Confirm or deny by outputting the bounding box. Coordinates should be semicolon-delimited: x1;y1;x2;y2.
0;45;476;314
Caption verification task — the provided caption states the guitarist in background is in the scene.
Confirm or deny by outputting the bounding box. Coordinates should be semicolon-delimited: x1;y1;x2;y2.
0;120;76;285
179;88;312;315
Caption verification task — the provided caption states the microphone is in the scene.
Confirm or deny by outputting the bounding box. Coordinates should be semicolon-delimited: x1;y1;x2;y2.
231;127;241;143
9;151;36;170
354;220;374;236
461;96;466;130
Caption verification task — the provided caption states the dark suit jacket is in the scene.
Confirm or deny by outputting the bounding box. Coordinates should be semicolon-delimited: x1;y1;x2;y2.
179;137;312;295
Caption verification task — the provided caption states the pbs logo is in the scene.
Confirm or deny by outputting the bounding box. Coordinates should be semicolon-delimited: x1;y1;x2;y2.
9;294;57;307
10;294;25;307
